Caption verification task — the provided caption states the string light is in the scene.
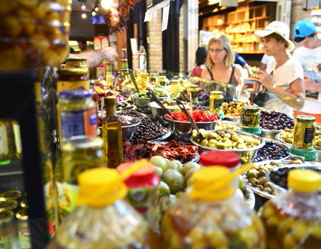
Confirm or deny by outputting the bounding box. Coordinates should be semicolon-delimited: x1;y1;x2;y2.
92;11;96;16
101;0;112;10
81;13;87;19
95;7;99;11
81;4;86;10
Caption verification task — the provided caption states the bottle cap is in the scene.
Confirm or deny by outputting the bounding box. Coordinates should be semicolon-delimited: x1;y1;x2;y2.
288;169;321;192
200;151;240;169
78;168;127;207
117;162;160;188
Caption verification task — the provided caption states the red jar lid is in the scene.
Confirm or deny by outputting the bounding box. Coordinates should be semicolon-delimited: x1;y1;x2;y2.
200;151;240;168
117;162;160;188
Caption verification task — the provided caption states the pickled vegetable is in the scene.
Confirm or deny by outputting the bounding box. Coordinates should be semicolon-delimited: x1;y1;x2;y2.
293;115;316;150
240;105;260;128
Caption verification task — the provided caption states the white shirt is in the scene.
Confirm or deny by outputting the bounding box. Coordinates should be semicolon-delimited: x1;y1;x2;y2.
266;56;304;92
261;54;273;65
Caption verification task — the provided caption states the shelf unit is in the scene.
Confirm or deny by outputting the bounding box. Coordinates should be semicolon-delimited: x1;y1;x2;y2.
201;3;276;54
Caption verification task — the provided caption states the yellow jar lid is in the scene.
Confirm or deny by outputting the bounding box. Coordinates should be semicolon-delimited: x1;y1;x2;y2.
78;168;127;207
288;169;321;192
296;115;316;122
190;166;235;201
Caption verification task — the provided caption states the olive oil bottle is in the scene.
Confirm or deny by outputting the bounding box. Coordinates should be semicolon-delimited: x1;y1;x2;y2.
103;96;123;168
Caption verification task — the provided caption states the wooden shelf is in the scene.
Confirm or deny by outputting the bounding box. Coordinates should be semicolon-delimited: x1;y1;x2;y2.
201;2;276;56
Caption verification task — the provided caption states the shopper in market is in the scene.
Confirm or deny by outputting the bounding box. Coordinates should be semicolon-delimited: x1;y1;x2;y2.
201;34;243;86
293;20;321;98
254;21;305;99
191;47;207;77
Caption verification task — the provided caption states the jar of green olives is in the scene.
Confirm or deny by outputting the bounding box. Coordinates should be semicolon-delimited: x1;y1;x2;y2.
209;91;223;113
240;105;260;128
293;115;315;150
161;167;266;249
260;169;321;249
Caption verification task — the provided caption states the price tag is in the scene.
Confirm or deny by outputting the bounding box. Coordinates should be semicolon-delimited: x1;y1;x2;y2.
162;1;170;31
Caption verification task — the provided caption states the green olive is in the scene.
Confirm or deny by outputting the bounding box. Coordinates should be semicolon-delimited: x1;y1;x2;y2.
258;177;267;185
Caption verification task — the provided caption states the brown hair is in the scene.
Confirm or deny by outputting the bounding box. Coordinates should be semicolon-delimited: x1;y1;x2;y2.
263;33;289;48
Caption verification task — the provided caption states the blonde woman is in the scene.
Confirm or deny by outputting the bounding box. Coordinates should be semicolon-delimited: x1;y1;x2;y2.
201;34;243;86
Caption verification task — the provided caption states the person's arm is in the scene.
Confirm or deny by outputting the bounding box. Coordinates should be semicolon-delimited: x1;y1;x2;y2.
234;64;244;87
255;69;305;98
69;47;118;68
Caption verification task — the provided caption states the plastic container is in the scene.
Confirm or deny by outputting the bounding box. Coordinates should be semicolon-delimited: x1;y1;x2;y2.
161;166;266;249
0;0;71;70
260;169;321;249
47;167;150;249
117;162;159;221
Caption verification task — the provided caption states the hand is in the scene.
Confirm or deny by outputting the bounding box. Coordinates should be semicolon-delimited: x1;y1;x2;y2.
100;47;118;62
255;69;274;88
303;72;316;91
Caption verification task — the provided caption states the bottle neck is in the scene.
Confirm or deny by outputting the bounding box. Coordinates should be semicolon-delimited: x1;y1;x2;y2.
106;104;116;117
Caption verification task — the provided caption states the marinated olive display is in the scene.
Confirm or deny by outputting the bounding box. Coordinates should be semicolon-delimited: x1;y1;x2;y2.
245;162;282;195
221;101;254;116
260;110;294;130
240;105;260;128
215;121;239;131
191;130;261;149
0;0;71;70
279;127;321;150
253;141;289;162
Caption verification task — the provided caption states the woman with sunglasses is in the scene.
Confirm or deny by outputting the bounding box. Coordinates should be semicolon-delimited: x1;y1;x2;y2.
201;34;243;86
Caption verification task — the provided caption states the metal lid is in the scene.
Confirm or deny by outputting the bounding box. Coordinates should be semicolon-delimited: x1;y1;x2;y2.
58;90;92;100
62;136;103;152
0;210;13;223
296;115;316;121
0;200;18;211
0;190;22;200
58;68;88;75
16;208;28;220
243;105;260;111
210;91;223;95
65;57;87;62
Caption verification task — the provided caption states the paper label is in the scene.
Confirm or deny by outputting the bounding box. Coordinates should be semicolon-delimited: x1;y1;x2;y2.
62;182;79;213
57;80;90;92
60;109;97;139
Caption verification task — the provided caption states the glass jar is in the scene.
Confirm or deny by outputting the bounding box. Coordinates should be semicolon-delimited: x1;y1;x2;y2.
260;169;321;249
0;210;16;248
16;208;31;249
161;167;266;249
65;58;88;69
240;105;260;128
117;162;159;223
0;119;22;163
157;76;168;86
47;168;150;249
61;136;104;213
0;190;22;202
57;90;97;142
0;200;18;212
293;115;316;150
187;85;200;104
0;0;71;71
209;91;223;113
58;68;90;92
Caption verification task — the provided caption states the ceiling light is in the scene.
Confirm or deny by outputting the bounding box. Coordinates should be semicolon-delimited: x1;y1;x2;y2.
101;0;112;9
92;11;96;16
95;7;99;11
82;13;87;19
81;4;86;10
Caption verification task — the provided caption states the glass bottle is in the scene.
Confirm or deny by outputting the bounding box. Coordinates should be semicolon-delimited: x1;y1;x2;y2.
102;96;123;168
139;45;147;72
61;136;104;213
119;48;132;91
161;166;266;249
105;62;114;88
46;168;150;249
260;169;321;249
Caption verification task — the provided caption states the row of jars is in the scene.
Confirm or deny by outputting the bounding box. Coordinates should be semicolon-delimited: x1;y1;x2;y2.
45;142;321;249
